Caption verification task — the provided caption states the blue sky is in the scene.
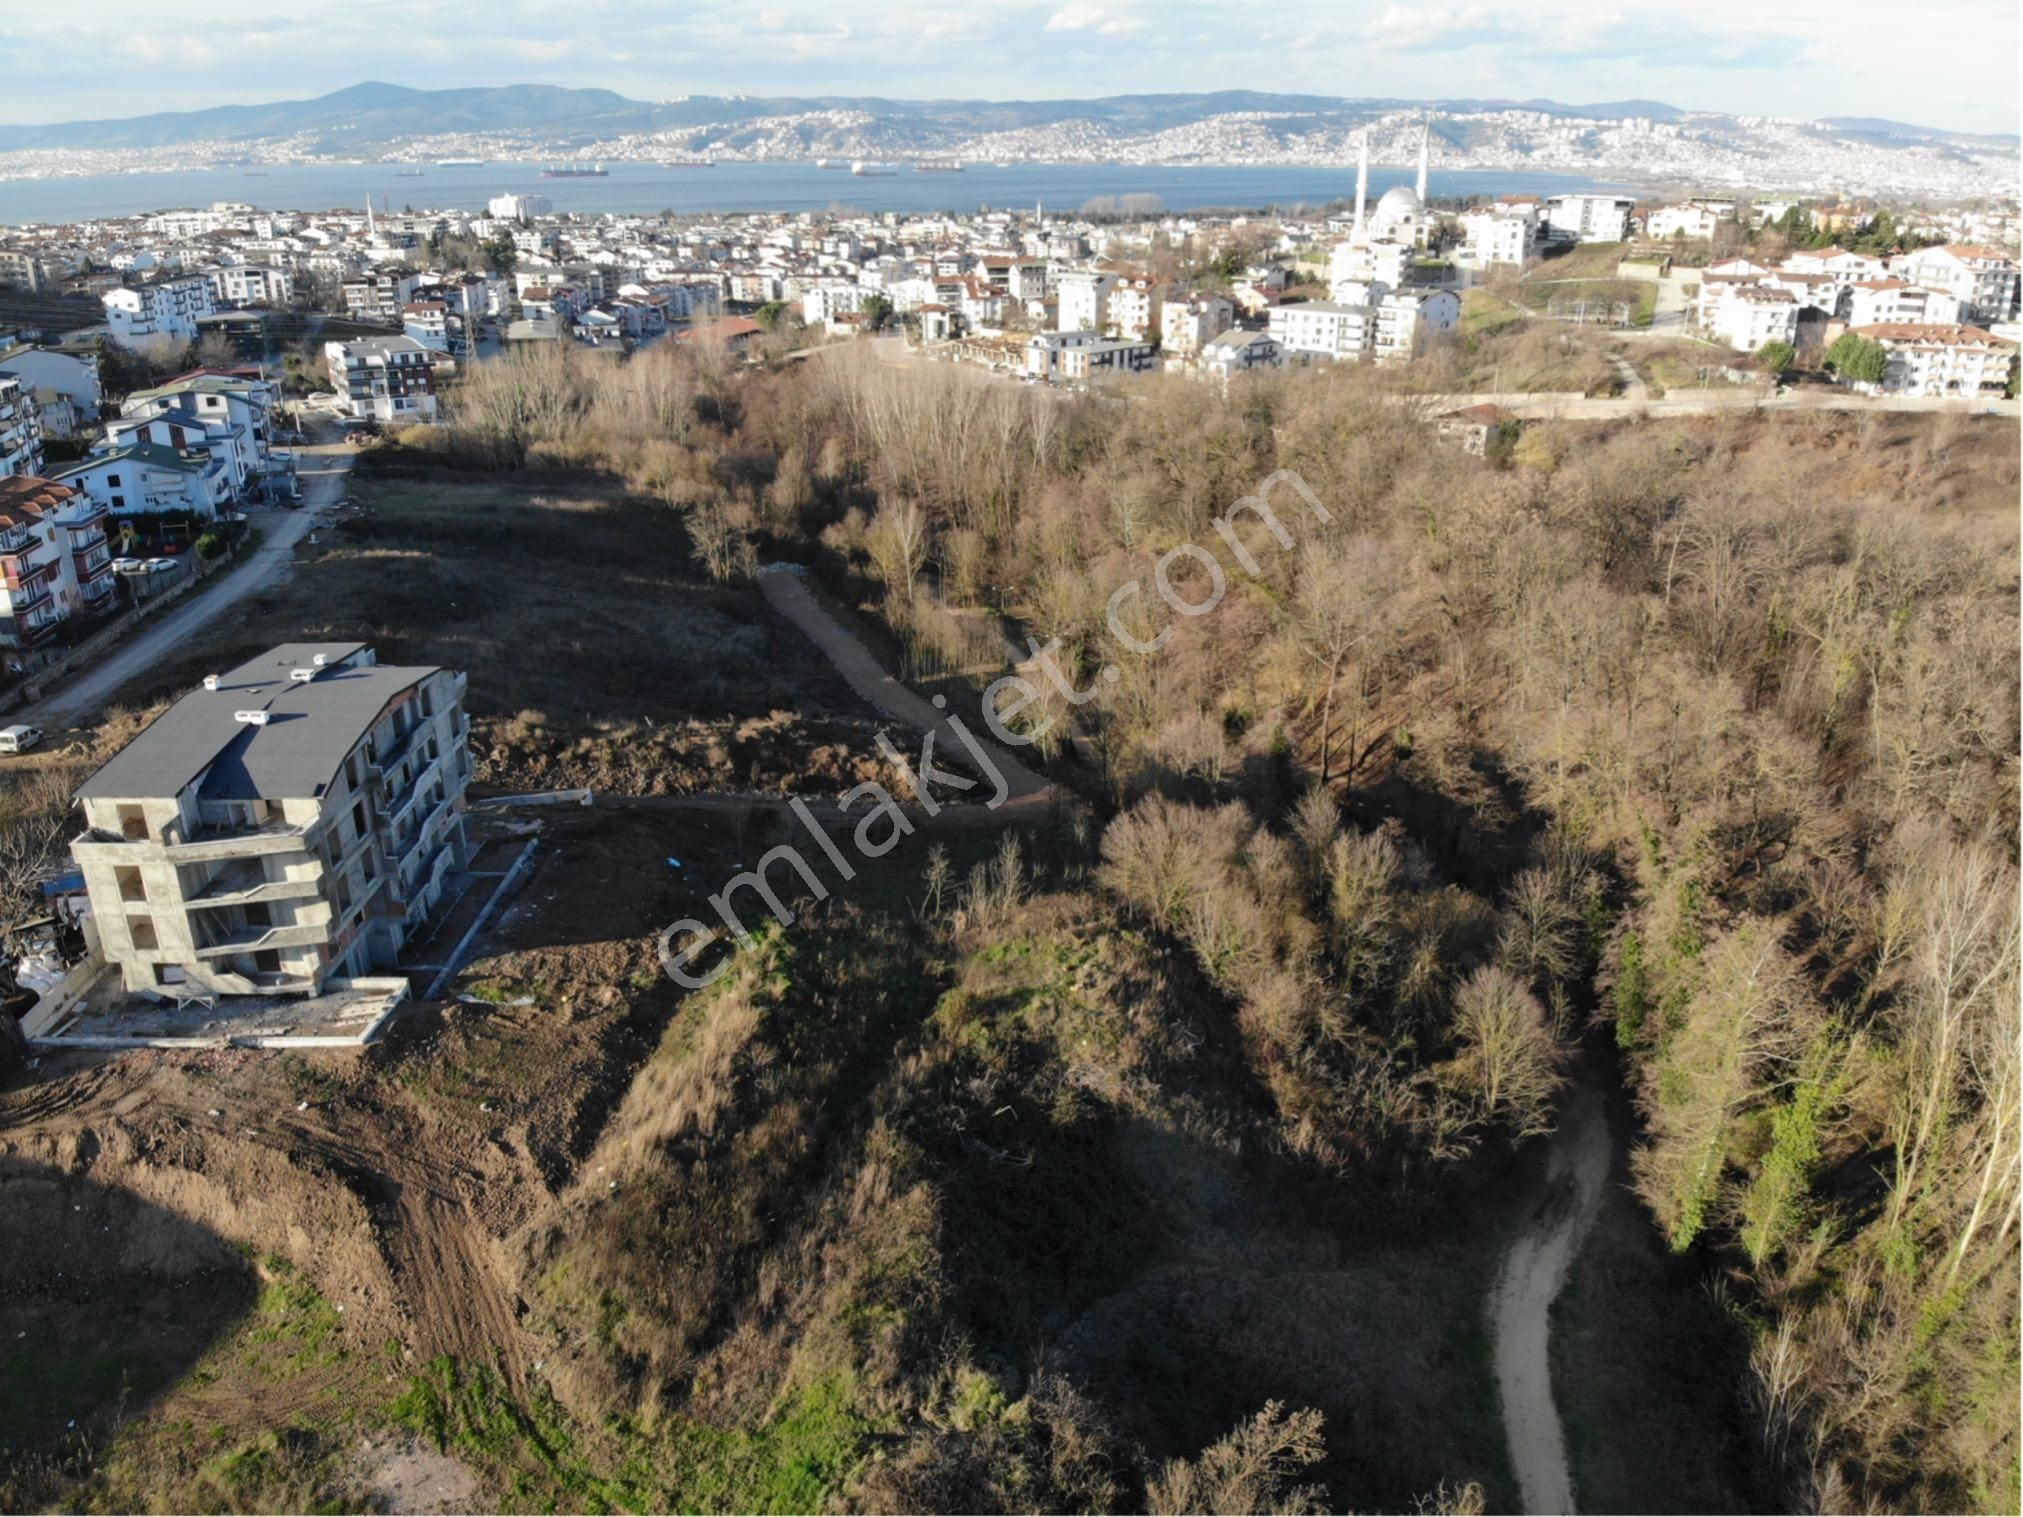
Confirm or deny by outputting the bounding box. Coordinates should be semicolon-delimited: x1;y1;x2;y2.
3;0;2016;134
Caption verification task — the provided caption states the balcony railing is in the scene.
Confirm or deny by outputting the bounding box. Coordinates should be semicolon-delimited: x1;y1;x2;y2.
7;578;53;614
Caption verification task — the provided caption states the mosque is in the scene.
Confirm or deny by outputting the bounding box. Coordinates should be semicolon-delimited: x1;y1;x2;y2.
1329;122;1436;291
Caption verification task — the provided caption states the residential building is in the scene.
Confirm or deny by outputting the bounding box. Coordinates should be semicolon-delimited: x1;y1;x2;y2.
1055;270;1118;334
1025;329;1104;381
1269;301;1378;362
1888;246;2022;326
1107;276;1169;343
1458;209;1538;269
1845;280;1964;329
1645;204;1722;241
69;643;472;997
102;275;216;348
1546;194;1637;244
1844;323;2018;398
323;337;439;423
1705;283;1799;351
1373;289;1460;362
0;476;115;651
0;345;102;427
1058;337;1159;381
1161;295;1235;355
0;377;43;478
1198;328;1283;380
486;192;552;224
207;264;294;308
55;443;233;521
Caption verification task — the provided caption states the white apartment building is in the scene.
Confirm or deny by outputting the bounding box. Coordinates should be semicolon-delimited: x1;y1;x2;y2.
69;643;472;997
1889;246;2022;326
1055;270;1118;335
1705;284;1799;351
486;192;553;223
55;442;233;522
1107;277;1168;343
207;264;294;308
0;378;43;479
1198;329;1283;380
1846;323;2018;398
1329;237;1413;290
1645;204;1722;241
1269;301;1377;362
1373;289;1461;362
0;475;115;652
102;275;217;348
1458;210;1538;269
1546;194;1637;244
1844;280;1965;329
324;337;440;423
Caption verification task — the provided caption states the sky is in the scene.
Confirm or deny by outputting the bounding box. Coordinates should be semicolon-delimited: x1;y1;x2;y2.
2;0;2017;135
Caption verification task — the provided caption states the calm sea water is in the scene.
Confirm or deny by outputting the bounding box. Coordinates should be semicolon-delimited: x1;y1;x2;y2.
0;160;1634;224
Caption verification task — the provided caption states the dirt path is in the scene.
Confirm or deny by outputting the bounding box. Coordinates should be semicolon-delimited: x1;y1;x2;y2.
27;438;355;729
756;565;1054;810
1489;1082;1611;1514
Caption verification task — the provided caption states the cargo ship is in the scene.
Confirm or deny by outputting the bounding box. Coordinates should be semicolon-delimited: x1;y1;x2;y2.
914;160;965;173
542;164;609;178
815;158;848;170
850;160;897;177
663;158;715;168
435;157;484;166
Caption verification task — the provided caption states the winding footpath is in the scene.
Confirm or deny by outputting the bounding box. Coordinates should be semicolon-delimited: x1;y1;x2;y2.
1490;1082;1611;1514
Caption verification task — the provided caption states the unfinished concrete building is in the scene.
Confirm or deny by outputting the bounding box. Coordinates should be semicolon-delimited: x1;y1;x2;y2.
70;643;471;996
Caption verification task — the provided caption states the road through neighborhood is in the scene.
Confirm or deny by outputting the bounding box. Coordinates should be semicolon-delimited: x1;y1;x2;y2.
27;438;355;729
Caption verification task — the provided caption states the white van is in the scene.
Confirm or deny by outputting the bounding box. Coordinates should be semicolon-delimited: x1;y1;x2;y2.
0;724;44;754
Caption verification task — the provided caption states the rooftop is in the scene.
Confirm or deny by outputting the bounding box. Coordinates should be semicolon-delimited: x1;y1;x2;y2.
76;643;449;804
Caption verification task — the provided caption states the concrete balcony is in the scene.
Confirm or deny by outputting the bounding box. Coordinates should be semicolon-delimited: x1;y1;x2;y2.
186;855;325;910
191;921;329;958
164;820;315;863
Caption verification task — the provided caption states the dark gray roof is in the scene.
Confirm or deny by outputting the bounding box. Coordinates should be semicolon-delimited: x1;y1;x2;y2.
77;643;443;803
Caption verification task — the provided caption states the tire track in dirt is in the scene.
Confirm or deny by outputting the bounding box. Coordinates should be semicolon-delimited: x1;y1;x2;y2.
1489;1081;1610;1514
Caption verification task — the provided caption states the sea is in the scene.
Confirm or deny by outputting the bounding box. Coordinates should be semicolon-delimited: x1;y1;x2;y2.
0;160;1637;225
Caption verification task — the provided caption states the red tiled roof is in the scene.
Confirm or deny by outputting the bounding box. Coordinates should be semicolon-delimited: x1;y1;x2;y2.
0;475;76;525
1851;322;2009;346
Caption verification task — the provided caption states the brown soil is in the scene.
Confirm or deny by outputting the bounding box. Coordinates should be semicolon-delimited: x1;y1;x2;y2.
0;799;744;1505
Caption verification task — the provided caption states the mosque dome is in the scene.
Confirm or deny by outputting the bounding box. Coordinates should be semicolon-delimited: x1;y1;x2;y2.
1375;184;1423;222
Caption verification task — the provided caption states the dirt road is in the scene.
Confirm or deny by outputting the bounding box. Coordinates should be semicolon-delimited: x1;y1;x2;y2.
1490;1082;1611;1514
756;565;1054;811
27;438;356;728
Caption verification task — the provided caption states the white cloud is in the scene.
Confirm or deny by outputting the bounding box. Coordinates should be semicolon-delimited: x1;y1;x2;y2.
1044;5;1145;36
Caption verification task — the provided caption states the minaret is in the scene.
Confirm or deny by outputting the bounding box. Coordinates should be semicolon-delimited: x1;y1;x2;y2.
365;192;377;237
1416;120;1430;202
1353;131;1368;239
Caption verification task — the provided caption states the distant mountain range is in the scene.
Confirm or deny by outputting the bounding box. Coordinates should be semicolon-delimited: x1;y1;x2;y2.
1;84;2014;198
4;82;2008;153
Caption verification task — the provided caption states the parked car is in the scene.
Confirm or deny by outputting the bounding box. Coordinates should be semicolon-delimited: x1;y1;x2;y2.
0;724;45;755
110;556;144;574
143;557;179;573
